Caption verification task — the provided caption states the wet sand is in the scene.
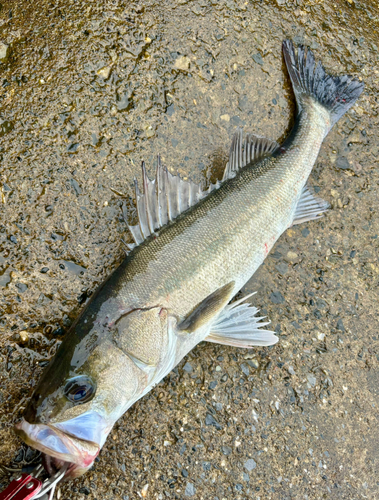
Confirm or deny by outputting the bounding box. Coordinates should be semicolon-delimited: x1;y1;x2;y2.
0;0;378;498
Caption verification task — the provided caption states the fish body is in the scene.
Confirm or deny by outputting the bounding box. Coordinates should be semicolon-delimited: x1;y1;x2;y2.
15;41;364;479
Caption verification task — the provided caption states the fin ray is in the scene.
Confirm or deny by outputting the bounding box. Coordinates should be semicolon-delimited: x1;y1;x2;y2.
291;185;329;226
206;294;278;348
282;40;364;129
223;129;279;182
126;160;210;246
125;128;279;248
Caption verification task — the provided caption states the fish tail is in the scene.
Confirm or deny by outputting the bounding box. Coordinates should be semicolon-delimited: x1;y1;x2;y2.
282;40;364;132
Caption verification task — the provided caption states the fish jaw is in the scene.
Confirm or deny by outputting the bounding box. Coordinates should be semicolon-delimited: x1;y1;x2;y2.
15;418;100;478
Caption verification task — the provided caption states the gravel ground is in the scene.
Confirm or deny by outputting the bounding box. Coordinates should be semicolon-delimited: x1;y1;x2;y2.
0;1;378;499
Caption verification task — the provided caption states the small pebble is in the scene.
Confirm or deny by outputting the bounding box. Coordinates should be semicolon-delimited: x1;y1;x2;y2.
174;55;190;71
184;482;196;497
334;156;350;170
221;445;232;456
252;53;263;65
275;262;288;274
307;374;317;387
97;65;112;79
140;484;149;498
286;251;298;261
241;363;250;376
337;319;345;331
0;42;9;60
270;291;285;304
205;413;222;430
19;331;29;342
244;458;257;471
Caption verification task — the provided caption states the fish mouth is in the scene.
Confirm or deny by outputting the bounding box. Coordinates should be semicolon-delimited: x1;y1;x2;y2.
15;418;100;478
41;453;90;479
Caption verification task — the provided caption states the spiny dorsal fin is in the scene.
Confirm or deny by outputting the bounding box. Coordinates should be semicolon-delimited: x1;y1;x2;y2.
127;157;219;246
291;185;329;226
222;128;279;182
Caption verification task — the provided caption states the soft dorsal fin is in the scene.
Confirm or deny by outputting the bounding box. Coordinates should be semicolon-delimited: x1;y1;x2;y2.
222;128;279;182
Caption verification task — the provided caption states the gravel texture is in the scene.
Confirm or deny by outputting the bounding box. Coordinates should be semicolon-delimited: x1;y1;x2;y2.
0;1;378;499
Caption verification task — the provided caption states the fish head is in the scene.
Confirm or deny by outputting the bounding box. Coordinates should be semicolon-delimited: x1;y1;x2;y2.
15;324;144;478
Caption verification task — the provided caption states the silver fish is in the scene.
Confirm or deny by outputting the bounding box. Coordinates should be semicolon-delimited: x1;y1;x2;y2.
15;41;364;479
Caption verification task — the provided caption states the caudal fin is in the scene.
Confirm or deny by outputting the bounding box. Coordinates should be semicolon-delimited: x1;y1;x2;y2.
282;40;364;130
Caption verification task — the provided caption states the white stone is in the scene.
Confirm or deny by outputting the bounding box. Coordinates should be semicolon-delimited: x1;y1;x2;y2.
174;56;190;71
97;65;112;79
0;42;9;60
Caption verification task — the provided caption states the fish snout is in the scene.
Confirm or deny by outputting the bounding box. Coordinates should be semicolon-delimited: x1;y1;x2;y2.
15;418;99;477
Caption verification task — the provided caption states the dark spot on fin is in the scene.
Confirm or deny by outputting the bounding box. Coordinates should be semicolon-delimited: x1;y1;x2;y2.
179;282;235;333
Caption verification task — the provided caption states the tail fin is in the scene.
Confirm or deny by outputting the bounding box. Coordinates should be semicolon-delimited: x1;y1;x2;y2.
282;40;364;130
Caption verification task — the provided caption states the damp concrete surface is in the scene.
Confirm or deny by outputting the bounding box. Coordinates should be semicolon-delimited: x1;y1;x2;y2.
0;0;378;499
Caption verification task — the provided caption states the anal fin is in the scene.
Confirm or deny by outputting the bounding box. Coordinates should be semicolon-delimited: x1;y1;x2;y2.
291;185;329;226
206;293;278;348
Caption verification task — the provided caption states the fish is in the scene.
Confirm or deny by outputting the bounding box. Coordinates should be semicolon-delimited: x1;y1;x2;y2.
15;40;364;480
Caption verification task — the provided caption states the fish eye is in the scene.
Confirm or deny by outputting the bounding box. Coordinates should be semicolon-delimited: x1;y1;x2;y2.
64;376;96;404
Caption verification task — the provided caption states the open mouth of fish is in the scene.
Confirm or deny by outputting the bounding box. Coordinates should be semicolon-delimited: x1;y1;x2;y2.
15;418;100;479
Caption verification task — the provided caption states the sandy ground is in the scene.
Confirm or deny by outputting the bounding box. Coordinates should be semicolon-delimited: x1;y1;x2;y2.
0;0;378;499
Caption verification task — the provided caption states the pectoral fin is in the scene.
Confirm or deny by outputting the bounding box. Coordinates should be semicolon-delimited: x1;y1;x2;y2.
179;282;235;333
206;293;278;348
